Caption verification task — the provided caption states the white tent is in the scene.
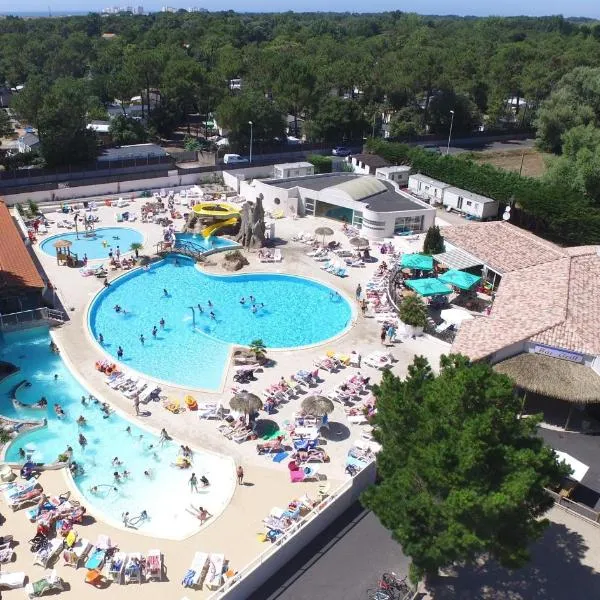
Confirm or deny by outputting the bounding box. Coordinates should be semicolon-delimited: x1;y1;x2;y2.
554;450;589;482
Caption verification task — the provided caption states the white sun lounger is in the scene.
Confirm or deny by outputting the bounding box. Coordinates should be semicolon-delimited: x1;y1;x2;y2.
206;553;225;590
62;537;91;568
34;538;63;568
125;552;145;584
124;379;147;398
108;551;127;584
199;404;223;420
0;571;26;589
182;551;208;588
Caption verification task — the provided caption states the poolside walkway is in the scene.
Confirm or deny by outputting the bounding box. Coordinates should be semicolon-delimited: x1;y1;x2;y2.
4;199;450;597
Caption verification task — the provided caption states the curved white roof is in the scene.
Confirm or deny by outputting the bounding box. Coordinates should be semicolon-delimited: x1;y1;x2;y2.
330;176;387;201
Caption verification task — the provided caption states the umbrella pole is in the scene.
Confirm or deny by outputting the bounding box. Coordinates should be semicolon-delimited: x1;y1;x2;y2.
564;403;574;431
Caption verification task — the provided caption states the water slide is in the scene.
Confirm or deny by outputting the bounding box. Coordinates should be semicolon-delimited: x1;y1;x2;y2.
202;217;238;238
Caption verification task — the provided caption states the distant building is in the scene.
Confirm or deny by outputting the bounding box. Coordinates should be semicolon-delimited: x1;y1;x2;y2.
161;6;176;11
136;5;144;13
229;78;242;92
87;121;112;146
101;32;118;40
273;162;314;179
375;166;412;187
348;154;391;176
17;133;40;154
98;143;167;163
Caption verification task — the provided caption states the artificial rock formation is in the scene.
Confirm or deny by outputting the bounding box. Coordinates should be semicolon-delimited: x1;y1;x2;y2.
235;194;266;249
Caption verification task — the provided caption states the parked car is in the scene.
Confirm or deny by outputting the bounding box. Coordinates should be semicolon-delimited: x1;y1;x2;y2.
421;144;441;154
223;153;249;164
332;146;352;156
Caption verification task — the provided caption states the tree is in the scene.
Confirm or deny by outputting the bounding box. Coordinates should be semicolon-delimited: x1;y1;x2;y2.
109;115;147;146
0;108;13;139
422;225;445;255
427;90;480;135
362;355;567;584
398;295;428;328
216;91;285;151
249;339;266;362
130;242;143;258
36;78;99;167
305;97;367;143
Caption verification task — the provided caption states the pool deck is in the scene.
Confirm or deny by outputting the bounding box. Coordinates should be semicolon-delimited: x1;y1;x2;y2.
2;200;450;598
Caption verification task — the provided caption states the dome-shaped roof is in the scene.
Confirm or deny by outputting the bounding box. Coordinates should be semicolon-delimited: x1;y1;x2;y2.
330;176;387;201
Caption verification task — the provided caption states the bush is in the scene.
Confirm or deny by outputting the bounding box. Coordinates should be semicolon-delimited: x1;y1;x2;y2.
307;154;332;174
399;295;428;328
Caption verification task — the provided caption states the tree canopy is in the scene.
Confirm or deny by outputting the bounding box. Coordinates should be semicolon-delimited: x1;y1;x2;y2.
362;355;567;583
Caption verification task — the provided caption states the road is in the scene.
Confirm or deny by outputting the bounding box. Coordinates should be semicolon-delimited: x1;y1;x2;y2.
248;501;410;600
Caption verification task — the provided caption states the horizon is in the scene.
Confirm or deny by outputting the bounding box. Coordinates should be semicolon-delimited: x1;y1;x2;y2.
2;2;600;19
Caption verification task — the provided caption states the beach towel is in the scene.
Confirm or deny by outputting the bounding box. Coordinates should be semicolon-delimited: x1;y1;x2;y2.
272;452;289;463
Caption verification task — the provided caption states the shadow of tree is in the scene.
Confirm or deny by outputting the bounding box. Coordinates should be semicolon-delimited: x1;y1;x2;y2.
427;523;600;600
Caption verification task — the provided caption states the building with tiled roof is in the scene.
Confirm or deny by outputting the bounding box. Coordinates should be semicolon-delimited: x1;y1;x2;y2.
0;199;46;313
442;220;600;426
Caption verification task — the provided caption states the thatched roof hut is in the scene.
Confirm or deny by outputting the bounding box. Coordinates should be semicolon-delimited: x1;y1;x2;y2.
494;353;600;405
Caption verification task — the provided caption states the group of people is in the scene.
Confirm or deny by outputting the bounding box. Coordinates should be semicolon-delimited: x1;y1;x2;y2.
239;295;265;314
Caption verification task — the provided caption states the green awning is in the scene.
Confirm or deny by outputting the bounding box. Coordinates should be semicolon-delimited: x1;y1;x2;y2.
406;278;453;297
400;253;434;271
438;269;481;290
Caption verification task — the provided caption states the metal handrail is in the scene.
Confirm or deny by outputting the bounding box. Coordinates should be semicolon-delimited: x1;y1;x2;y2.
0;307;67;329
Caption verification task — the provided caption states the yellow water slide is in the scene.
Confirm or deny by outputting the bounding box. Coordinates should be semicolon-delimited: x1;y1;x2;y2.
202;217;238;238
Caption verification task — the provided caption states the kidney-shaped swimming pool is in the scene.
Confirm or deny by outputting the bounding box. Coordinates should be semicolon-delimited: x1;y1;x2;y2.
88;257;353;390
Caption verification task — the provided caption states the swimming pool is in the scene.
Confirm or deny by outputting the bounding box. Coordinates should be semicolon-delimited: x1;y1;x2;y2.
1;327;235;539
88;257;353;390
176;232;238;253
40;227;144;261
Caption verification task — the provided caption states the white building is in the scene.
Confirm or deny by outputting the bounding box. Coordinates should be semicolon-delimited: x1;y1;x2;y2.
443;187;499;219
17;133;40;153
375;166;412;187
239;172;435;240
408;174;450;205
347;153;390;175
273;162;314;179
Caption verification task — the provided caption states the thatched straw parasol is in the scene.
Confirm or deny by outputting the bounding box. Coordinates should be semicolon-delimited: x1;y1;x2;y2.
53;239;73;249
494;353;600;404
230;391;263;414
301;395;335;416
349;236;370;250
315;226;334;245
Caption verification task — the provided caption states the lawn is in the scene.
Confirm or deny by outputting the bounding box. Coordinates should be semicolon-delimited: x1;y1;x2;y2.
472;148;549;178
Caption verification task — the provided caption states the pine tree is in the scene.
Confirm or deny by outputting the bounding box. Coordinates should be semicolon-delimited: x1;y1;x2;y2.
422;225;445;255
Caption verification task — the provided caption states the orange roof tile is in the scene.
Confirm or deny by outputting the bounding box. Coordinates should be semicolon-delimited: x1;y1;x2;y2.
0;200;45;290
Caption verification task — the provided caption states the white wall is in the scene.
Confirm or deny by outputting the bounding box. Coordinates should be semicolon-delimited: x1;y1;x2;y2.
408;175;448;204
274;165;314;179
213;462;376;600
3;171;211;206
376;168;411;187
222;166;278;193
246;179;300;217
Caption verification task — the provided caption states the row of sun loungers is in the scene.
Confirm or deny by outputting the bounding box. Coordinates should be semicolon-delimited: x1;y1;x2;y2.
182;551;226;590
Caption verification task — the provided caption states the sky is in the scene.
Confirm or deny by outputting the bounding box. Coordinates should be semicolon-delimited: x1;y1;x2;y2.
4;0;600;18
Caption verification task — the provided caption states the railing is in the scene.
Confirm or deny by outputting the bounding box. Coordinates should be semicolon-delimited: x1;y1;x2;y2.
545;488;600;524
156;240;206;261
209;461;376;599
0;307;67;330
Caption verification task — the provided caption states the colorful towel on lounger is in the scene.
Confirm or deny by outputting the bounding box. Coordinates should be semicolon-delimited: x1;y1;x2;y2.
272;452;289;463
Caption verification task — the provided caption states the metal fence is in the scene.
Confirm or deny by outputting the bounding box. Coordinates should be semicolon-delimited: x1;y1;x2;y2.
0;307;67;330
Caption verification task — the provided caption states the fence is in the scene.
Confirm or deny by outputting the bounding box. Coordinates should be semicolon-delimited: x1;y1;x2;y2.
209;461;376;600
0;307;67;330
545;488;600;524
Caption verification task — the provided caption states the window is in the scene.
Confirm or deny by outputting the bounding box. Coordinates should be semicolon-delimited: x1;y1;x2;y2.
304;198;315;214
353;211;363;227
466;200;472;207
363;218;385;227
394;215;424;233
274;198;281;205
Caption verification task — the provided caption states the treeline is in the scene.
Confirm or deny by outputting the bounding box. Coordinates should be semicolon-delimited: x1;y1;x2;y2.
367;139;600;245
3;12;600;166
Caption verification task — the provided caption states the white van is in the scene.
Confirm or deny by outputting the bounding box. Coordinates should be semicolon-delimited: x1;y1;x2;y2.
223;153;249;164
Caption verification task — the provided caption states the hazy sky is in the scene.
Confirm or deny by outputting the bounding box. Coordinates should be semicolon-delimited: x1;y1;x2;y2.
5;0;600;18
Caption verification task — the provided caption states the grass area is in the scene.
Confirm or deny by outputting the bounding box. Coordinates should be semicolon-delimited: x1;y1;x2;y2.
471;148;549;178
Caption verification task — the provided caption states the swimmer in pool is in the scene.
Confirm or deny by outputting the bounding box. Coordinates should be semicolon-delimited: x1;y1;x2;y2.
197;303;203;313
76;415;86;426
240;297;245;304
163;288;169;297
251;305;257;314
210;311;216;320
112;457;122;466
207;300;213;308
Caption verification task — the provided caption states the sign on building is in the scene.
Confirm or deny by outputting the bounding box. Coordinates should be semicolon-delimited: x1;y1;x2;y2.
533;344;584;364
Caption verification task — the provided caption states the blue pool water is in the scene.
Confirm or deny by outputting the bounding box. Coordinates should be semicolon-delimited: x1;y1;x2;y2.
1;327;234;538
176;232;238;253
40;227;144;260
88;257;353;390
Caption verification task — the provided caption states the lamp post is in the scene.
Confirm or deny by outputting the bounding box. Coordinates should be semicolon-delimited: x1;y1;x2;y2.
446;110;455;155
248;120;253;164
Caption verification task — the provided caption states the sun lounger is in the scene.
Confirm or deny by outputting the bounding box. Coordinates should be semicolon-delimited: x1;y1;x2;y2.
124;552;145;584
364;352;393;369
25;569;65;599
182;551;208;588
34;538;63;568
0;543;15;563
84;546;106;570
199;404;223;420
108;551;127;584
62;537;90;568
124;379;147;398
0;571;26;589
347;413;369;425
147;549;162;581
205;553;225;590
3;480;39;500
